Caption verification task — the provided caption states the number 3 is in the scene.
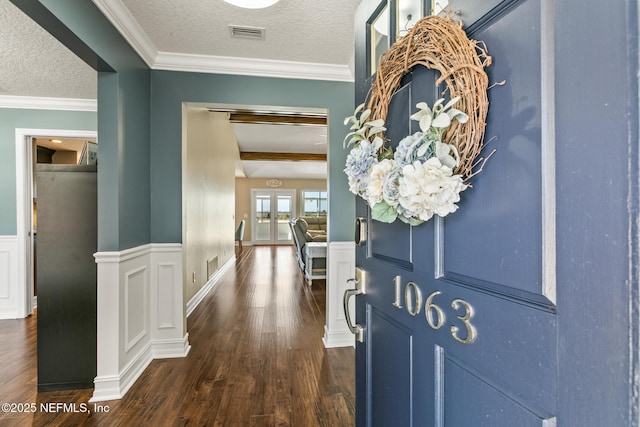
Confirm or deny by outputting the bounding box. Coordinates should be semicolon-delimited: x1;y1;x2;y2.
450;299;477;344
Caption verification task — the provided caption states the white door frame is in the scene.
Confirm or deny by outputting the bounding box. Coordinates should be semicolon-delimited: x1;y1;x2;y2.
15;128;98;318
250;189;296;245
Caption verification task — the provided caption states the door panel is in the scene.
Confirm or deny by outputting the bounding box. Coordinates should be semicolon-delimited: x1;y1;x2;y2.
442;0;547;305
440;348;554;426
368;308;413;427
353;0;558;425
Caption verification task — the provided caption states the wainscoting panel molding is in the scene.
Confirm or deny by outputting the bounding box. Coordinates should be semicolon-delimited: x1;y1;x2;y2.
92;243;189;402
124;266;148;353
323;241;356;348
0;236;19;319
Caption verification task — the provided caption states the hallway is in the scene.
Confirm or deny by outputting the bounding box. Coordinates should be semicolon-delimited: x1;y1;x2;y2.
0;245;355;426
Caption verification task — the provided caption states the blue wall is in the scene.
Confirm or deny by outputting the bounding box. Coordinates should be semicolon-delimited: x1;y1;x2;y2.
150;71;355;243
0;108;97;236
40;0;151;251
11;0;356;249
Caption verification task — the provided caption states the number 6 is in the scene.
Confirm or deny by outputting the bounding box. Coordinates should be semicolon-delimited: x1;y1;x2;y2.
425;291;445;329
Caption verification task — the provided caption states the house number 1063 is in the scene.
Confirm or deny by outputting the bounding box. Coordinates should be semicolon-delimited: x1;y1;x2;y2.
392;276;477;344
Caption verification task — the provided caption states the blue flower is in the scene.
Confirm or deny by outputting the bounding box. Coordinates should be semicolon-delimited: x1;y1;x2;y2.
344;140;378;198
394;132;436;168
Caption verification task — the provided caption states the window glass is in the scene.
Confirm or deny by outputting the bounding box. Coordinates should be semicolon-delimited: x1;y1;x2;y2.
302;191;328;216
397;0;421;37
370;4;390;76
432;0;449;15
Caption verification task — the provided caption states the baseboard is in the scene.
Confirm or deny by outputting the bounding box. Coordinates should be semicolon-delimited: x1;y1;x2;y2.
152;333;191;359
91;342;153;402
323;325;355;348
186;255;235;317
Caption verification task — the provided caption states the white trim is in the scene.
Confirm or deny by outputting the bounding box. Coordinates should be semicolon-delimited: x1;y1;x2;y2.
0;236;19;319
186;255;236;317
154;52;354;82
92;0;355;82
540;0;556;306
15;128;98;319
0;95;97;111
92;243;189;402
323;241;356;348
91;0;156;67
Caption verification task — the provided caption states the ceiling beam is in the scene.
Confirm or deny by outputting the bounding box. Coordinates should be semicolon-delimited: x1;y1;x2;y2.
228;113;327;126
240;152;327;161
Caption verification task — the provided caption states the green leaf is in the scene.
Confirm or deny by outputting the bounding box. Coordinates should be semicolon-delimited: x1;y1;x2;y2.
368;126;387;135
447;108;469;123
415;102;432;115
432;113;452;128
371;201;398;223
398;215;424;226
372;136;384;150
417;141;431;157
419;115;433;133
366;119;386;128
443;96;461;111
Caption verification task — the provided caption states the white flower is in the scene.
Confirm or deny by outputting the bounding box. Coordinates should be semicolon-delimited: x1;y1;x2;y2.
398;158;467;221
366;159;397;207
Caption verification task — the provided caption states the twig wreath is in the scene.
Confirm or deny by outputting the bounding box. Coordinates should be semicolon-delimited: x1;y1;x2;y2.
344;14;494;225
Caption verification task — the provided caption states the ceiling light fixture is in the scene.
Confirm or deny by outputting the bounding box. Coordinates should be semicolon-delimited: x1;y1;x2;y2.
223;0;280;9
50;139;62;143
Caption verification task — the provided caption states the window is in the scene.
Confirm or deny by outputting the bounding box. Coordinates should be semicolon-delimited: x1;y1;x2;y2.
302;191;327;217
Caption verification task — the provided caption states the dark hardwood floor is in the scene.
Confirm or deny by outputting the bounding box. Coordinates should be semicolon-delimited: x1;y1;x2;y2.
0;245;355;426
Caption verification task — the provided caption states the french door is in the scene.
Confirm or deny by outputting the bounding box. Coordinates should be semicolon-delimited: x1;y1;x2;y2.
251;189;295;245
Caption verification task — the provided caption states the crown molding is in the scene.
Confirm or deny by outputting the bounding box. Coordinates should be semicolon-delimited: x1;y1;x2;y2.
91;0;354;82
154;52;355;82
91;0;157;67
0;95;97;111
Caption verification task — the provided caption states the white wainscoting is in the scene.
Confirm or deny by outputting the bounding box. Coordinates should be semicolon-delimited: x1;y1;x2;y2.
91;243;190;402
0;236;20;319
323;241;356;348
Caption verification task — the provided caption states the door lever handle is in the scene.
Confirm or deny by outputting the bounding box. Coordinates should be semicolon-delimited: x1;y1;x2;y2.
343;267;366;342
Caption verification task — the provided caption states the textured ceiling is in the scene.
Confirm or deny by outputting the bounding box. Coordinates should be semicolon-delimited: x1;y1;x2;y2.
2;0;356;180
119;0;359;65
0;0;97;99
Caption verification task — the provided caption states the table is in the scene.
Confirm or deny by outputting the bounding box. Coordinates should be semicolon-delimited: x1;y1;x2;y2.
304;242;327;283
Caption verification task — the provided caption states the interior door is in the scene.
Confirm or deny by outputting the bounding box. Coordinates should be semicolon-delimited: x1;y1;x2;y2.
352;0;558;425
252;189;295;245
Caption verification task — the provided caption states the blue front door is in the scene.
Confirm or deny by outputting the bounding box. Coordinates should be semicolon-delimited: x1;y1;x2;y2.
351;0;639;425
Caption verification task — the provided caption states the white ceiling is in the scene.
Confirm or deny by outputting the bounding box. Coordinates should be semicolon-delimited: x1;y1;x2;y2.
0;0;97;99
1;0;360;179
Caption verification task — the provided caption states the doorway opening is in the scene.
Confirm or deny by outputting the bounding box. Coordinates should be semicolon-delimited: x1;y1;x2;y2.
15;128;98;319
